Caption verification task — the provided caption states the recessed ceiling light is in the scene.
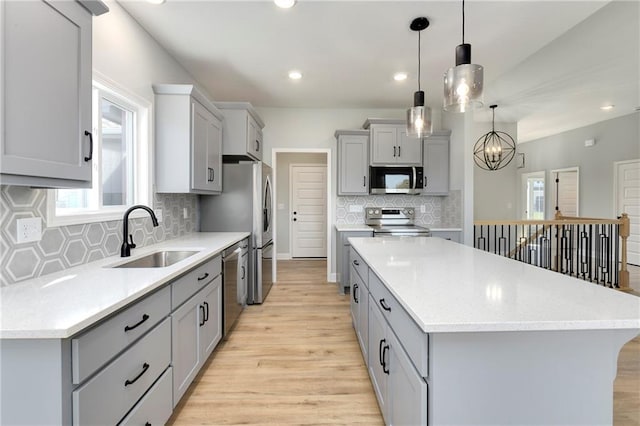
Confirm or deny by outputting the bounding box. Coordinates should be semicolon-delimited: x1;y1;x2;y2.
275;0;296;8
394;72;408;81
146;0;166;4
600;104;615;111
288;70;302;80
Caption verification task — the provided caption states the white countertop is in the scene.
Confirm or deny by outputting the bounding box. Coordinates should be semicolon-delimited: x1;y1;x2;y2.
335;224;373;232
349;237;640;333
430;228;462;232
0;232;249;339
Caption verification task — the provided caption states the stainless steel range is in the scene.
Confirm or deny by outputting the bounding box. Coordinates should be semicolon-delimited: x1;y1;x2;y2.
365;207;431;237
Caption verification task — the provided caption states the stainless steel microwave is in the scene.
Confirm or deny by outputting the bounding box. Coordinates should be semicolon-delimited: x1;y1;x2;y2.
369;166;424;195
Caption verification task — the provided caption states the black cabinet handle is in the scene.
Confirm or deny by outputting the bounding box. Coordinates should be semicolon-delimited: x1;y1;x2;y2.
255;140;260;152
124;314;149;332
197;272;210;281
379;339;386;368
203;301;209;322
393;146;396;157
382;344;390;374
353;259;360;266
124;362;149;386
199;305;206;327
241;265;246;280
363;176;366;187
379;298;391;312
352;283;359;303
145;423;151;426
398;146;401;157
84;131;93;162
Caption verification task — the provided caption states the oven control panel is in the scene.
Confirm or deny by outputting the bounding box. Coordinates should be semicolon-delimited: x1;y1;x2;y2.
365;207;415;221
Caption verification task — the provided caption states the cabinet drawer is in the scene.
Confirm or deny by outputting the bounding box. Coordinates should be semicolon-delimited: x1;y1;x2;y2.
72;286;171;384
73;317;171;426
119;366;173;426
430;231;461;243
349;248;369;286
172;255;221;309
368;272;428;378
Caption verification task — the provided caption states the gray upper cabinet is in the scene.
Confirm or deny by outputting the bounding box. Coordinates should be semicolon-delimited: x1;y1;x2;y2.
364;119;422;166
214;102;265;161
0;0;108;188
336;130;369;195
154;84;223;194
423;130;451;196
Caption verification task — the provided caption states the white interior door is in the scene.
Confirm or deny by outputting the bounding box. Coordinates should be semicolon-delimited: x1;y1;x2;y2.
552;168;579;217
615;159;640;266
290;165;327;258
521;171;545;219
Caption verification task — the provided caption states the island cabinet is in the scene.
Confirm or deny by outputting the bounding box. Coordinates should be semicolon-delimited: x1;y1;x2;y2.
336;130;369;195
423;131;451;195
430;229;461;243
336;229;373;294
349;249;370;364
0;0;108;188
363;119;422;166
215;102;265;161
154;84;223;194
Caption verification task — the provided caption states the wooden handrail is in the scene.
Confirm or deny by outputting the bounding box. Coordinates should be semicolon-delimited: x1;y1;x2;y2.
474;218;622;226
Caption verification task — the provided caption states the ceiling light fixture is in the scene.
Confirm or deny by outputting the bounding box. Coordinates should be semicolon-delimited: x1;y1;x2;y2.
473;105;516;171
394;72;408;82
600;104;615;111
288;70;302;80
146;0;166;4
444;0;483;113
274;0;296;8
406;17;432;139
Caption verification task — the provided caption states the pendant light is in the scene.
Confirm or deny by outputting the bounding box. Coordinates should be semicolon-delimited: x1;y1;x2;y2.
444;0;483;113
473;105;516;171
406;17;432;138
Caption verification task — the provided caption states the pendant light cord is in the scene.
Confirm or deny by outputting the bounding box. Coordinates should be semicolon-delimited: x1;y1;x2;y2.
462;0;465;44
417;30;421;92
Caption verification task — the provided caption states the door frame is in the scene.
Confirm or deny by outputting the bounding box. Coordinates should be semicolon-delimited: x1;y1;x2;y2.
272;148;332;283
520;171;546;220
550;166;580;217
289;163;327;259
613;158;640;216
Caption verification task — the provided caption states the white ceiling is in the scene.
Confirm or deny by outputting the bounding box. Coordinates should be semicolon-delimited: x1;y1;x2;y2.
119;0;639;142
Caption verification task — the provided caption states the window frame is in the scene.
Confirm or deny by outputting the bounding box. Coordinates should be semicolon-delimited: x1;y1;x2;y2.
47;74;152;227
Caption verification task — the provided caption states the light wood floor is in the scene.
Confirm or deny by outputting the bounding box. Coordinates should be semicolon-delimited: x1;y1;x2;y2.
168;260;640;425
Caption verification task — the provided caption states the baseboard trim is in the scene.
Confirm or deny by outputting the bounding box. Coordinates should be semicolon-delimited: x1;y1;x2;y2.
277;253;292;260
328;273;337;283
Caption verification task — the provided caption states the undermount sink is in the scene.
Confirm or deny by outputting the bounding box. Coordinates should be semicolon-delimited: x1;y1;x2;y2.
113;250;199;268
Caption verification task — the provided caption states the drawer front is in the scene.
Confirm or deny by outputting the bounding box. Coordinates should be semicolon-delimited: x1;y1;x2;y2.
119;366;173;426
172;255;222;309
73;318;171;426
349;248;369;286
368;272;428;378
72;286;171;384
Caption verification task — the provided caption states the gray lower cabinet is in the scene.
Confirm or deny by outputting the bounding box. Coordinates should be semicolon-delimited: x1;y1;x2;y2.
119;366;173;426
336;230;373;294
423;131;451;195
154;84;223;194
336;130;369;195
350;263;369;366
430;230;461;243
0;0;107;188
172;275;223;406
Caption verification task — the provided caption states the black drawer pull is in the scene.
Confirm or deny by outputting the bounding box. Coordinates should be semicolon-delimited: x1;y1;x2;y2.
203;301;210;322
84;130;93;162
124;363;149;386
241;265;246;280
199;305;206;327
197;272;210;281
352;259;360;266
352;283;359;303
379;339;386;367
145;423;151;426
379;298;391;312
256;139;260;152
124;314;149;332
382;344;390;374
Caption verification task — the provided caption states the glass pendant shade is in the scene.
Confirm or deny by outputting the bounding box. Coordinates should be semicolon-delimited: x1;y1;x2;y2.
406;105;432;138
444;63;484;112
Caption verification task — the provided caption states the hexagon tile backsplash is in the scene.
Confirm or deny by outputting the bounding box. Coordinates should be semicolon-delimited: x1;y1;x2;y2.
0;186;198;287
336;191;462;228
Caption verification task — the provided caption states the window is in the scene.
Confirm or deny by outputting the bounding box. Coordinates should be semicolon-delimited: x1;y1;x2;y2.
48;77;151;226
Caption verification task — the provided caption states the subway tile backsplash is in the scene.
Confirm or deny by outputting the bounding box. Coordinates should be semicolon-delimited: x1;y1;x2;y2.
336;190;462;228
0;186;197;286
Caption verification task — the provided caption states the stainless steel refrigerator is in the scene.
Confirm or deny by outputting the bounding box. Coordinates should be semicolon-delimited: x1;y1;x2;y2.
199;162;273;304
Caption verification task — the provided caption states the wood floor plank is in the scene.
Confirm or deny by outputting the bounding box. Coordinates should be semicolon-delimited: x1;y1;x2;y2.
168;259;639;425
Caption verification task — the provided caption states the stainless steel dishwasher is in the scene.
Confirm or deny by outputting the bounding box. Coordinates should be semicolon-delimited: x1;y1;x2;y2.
222;242;243;337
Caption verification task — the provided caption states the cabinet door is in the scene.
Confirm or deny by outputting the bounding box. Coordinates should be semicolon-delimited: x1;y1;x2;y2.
199;276;223;364
424;137;450;195
388;331;428;426
240;252;249;305
397;129;423;166
247;116;263;161
338;135;369;195
1;0;92;186
350;267;359;329
368;295;389;422
171;293;202;406
191;100;211;192
370;127;397;165
358;282;369;366
207;114;223;193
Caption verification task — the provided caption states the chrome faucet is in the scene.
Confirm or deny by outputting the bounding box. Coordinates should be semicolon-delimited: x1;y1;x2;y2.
121;205;159;257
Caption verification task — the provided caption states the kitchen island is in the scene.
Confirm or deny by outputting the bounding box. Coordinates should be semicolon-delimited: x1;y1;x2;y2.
349;236;640;425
